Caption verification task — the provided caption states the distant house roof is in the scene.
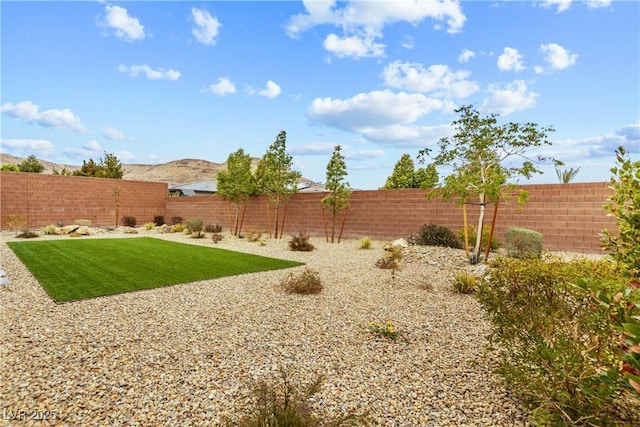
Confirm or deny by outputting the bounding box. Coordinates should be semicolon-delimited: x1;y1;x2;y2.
297;181;327;192
169;180;217;196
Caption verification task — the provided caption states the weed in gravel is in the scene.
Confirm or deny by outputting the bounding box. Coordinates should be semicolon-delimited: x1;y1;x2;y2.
281;268;323;295
369;319;399;340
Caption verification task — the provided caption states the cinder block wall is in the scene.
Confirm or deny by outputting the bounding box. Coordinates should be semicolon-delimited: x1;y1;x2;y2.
0;172;167;228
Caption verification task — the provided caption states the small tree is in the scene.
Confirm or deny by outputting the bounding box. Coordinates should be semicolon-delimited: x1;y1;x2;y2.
555;166;581;183
73;152;124;178
18;155;44;173
418;104;560;263
255;131;301;238
381;154;439;189
217;148;256;236
321;145;352;243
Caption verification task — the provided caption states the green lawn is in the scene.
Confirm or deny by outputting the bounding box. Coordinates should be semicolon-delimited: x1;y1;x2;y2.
7;237;303;302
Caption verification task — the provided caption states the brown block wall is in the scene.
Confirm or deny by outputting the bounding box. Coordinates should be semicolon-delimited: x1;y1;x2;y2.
0;172;167;228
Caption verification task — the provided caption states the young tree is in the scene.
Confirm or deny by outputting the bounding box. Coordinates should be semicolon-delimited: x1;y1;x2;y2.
382;154;439;189
418;104;560;263
255;131;301;238
18;155;45;173
73;152;124;178
217;148;256;236
555;166;581;183
321;145;352;243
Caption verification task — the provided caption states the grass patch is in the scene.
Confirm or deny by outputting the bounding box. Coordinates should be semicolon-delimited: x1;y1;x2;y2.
7;237;303;302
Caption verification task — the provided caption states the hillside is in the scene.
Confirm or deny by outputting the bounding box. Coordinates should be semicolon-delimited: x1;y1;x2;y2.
0;154;306;187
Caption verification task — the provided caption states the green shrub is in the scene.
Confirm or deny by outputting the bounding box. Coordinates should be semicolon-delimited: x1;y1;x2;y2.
73;219;92;227
122;216;136;227
280;268;323;295
358;236;373;249
171;223;185;233
289;232;315;252
452;272;477;294
153;215;164;226
458;225;499;252
415;224;462;249
505;226;542;259
205;224;223;233
186;217;203;233
42;224;58;235
477;256;637;425
143;222;155;230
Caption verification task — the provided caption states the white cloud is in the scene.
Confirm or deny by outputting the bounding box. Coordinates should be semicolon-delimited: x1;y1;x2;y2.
118;64;181;80
541;0;573;13
1;101;87;133
497;47;525;71
357;124;454;147
83;140;102;152
481;80;538;115
401;36;414;50
288;142;336;156
586;0;612;8
343;148;385;160
539;43;578;70
459;49;475;63
1;138;55;156
102;5;145;42
191;8;221;46
103;127;132;141
382;61;479;98
207;77;237;96
254;80;282;98
323;32;385;59
286;0;466;58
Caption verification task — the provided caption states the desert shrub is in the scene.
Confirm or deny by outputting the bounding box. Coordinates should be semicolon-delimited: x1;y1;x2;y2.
171;223;185;233
375;243;403;279
452;272;477;294
289;232;315;252
205;224;223;233
358;236;373;249
122;216;137;227
280;268;323;295
505;226;542;259
458;225;499;252
186;217;203;233
211;232;223;243
244;227;263;242
170;216;183;225
477;256;638;425
143;222;155;230
1;214;28;231
153;215;164;226
74;219;92;227
16;230;39;239
42;224;58;235
415;223;462;249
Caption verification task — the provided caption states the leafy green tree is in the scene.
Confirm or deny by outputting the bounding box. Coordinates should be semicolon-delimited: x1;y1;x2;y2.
382;154;439;189
322;145;352;243
418;104;560;262
1;164;19;172
255;131;301;238
555;165;581;183
18;155;45;173
73;152;124;178
217;148;256;235
414;163;439;189
73;158;101;177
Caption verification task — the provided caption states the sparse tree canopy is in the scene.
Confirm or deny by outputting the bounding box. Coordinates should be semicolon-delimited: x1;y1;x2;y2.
18;155;45;173
382;154;439;189
217;148;256;235
73;152;124;179
322;145;352;243
418;104;560;262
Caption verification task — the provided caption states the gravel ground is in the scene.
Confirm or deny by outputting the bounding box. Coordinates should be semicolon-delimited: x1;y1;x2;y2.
0;228;532;426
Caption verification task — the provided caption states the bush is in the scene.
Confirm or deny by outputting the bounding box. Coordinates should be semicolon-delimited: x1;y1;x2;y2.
171;223;185;233
458;226;499;252
122;216;136;227
280;268;323;295
153;215;165;226
506;226;542;259
375;242;403;279
477;256;637;425
289;232;315;252
186;217;203;233
42;224;58;235
143;222;155;230
16;230;39;239
244;227;263;242
170;216;183;225
211;232;223;243
415;224;462;249
358;236;373;249
1;214;28;231
205;224;223;233
452;272;477;294
368;320;399;340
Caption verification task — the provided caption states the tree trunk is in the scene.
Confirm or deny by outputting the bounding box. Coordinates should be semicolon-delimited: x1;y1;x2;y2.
330;209;336;243
473;194;486;259
265;202;272;238
233;205;240;236
462;203;469;257
337;206;349;243
484;200;499;263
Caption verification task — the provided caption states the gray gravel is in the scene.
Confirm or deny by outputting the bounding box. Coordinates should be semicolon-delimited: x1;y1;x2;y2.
0;229;531;426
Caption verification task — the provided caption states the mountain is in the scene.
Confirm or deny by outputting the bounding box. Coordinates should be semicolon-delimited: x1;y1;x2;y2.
0;154;317;187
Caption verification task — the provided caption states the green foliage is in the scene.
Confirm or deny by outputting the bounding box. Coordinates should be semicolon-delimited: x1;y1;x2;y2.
452;272;477;294
171;223;185;233
73;152;124;178
458;225;499;252
143;222;155;230
186;217;203;233
122;216;137;227
153;215;165;226
217;148;256;235
288;232;315;252
418;104;559;261
381;154;439;189
415;224;462;249
602;146;640;278
321;145;352;243
18;155;45;173
555;166;581;183
1;163;19;172
358;236;373;249
280;268;323;295
52;165;73;175
368;319;399;340
477;256;638;425
42;224;58;235
505;226;543;259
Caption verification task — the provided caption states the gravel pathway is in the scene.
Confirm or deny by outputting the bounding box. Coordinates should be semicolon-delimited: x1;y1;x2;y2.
1;229;530;426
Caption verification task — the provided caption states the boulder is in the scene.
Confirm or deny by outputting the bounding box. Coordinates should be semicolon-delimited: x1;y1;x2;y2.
60;225;80;234
391;238;409;248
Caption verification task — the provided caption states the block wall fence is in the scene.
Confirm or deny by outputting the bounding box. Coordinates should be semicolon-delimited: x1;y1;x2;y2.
1;171;616;253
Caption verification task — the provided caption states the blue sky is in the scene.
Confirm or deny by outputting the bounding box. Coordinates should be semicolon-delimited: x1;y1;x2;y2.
2;0;638;189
